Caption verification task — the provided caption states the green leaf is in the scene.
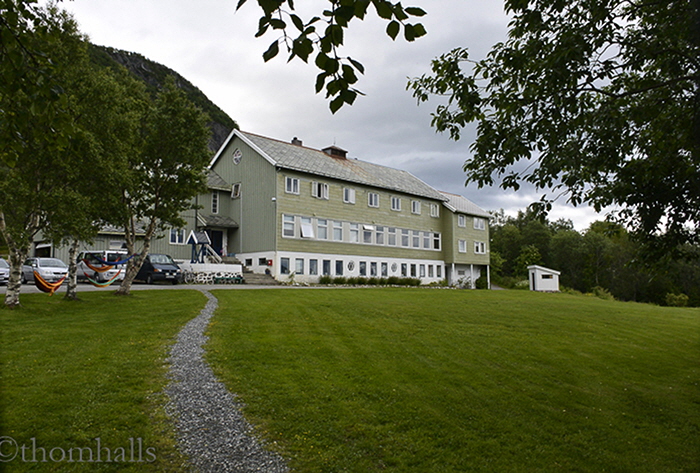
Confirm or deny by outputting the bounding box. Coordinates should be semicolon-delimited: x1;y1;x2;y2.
315;72;328;93
269;19;286;29
262;40;280;62
386;20;400;40
404;23;415;41
290;14;304;32
349;57;365;74
374;0;393;20
330;95;345;114
405;6;427;17
235;0;248;11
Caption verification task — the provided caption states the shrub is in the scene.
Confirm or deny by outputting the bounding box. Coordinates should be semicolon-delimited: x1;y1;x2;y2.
665;293;689;307
591;286;615;301
319;275;332;285
355;277;368;286
377;278;388;286
475;276;488;289
514;279;530;290
387;276;401;286
345;277;358;285
333;277;346;285
366;277;379;286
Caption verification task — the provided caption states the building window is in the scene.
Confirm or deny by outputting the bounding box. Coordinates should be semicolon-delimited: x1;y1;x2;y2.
335;260;344;276
370;262;378;277
388;227;397;246
458;214;466;227
359;261;367;276
428;265;434;277
410;264;417;277
363;225;374;244
170;228;185;244
281;257;290;275
323;260;331;276
411;200;421;214
285;177;299;194
310;259;318;275
420;264;426;278
474;217;486;230
401;229;410;247
433;232;441;250
343;188;356;204
349;223;359;243
375;226;384;245
423;232;430;249
437;265;442;278
231;183;241;199
301;216;314;238
211;191;219;214
474;241;486;254
283;214;295;237
412;230;420;248
368;192;379;208
333;221;343;241
391;196;401;211
312;181;329;199
381;262;388;277
430;203;440;218
401;263;407;277
459;239;467;253
258;257;267;265
295;258;305;275
317;219;328;240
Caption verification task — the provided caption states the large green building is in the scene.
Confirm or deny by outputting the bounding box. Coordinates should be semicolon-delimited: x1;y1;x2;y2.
195;130;491;286
39;130;491;286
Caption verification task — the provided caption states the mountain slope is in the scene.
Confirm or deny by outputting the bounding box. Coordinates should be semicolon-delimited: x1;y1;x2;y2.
88;44;237;153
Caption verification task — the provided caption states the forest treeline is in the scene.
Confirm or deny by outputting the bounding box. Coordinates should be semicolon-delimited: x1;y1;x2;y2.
489;210;699;307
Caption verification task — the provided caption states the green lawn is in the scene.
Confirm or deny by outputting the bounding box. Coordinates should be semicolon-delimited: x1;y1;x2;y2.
207;288;700;472
0;290;206;472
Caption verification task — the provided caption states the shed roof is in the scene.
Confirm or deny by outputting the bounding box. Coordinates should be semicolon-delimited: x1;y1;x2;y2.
214;130;448;202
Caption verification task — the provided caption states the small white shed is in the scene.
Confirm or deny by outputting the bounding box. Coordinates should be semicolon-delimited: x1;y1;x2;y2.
527;265;560;292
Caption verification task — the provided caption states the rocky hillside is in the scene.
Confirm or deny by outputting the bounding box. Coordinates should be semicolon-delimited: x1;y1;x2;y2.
88;44;237;153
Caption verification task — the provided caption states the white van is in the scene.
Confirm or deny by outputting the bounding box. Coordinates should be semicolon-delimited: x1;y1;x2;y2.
77;250;129;283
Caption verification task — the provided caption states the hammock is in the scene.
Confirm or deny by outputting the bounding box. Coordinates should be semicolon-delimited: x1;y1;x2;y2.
33;271;66;296
83;269;122;288
83;259;113;273
94;254;135;266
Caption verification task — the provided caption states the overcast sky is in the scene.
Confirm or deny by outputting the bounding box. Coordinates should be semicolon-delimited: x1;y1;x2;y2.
54;0;608;230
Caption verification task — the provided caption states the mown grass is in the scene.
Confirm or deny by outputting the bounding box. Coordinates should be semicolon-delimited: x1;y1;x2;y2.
0;290;206;472
207;288;700;472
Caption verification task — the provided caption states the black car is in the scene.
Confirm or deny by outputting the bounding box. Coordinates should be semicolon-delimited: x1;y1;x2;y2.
136;254;182;284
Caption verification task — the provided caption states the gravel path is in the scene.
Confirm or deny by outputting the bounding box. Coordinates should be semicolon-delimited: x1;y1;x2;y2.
165;290;289;472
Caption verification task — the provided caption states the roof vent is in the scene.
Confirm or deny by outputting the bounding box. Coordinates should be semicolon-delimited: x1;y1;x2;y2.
291;137;303;146
322;145;348;159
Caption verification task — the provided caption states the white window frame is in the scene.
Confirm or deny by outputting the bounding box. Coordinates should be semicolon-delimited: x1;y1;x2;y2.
300;217;314;238
343;187;356;204
285;177;300;194
349;223;359;243
458;214;466;227
231;183;241;199
170;228;185;245
474;217;486;230
311;181;329;200
317;219;328;240
411;200;421;214
295;258;305;275
458;239;467;253
211;191;219;214
474;241;486;254
333;221;343;241
388;227;397;246
391;196;401;211
283;214;295;238
430;203;440;218
368;192;379;208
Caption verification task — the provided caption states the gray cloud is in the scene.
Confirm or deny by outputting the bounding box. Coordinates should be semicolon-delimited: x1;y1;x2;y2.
56;0;607;230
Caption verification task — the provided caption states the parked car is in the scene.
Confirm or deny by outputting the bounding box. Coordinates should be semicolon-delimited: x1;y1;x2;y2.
136;254;182;284
21;257;68;284
77;250;128;283
0;258;9;285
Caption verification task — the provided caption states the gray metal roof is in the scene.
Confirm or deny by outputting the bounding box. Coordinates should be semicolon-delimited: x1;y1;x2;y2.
198;214;239;228
439;191;490;218
239;131;448;202
207;169;230;191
